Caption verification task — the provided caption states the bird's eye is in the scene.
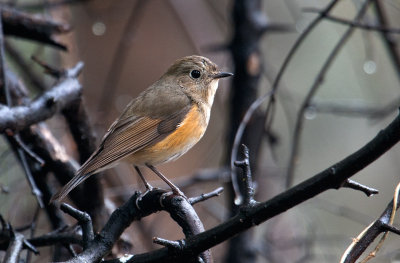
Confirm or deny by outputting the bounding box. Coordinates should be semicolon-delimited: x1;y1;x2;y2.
190;70;201;79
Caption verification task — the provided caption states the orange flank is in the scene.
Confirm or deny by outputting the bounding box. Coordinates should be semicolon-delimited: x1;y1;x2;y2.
125;104;207;165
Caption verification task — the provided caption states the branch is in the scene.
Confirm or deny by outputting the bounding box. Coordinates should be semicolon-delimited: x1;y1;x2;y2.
158;193;211;263
230;0;341;203
1;229;83;251
152;237;183;249
3;232;24;263
7;49;103;227
227;1;270;261
373;1;400;81
30;232;82;248
103;110;400;263
286;0;372;186
303;7;400;34
1;6;71;50
0;60;68;228
188;187;224;205
63;187;224;263
340;183;400;263
0;61;84;133
0;217;39;260
60;203;94;249
4;40;47;91
234;144;256;206
310;97;400;119
341;179;378;197
229;0;268;206
16;0;91;11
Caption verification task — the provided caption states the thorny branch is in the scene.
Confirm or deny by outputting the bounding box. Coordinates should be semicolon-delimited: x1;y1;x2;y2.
340;183;400;263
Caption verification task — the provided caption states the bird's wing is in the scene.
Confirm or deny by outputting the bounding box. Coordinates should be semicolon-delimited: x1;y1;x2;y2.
50;104;191;203
80;104;191;175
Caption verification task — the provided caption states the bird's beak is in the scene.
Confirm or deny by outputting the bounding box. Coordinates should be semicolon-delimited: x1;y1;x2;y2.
213;72;234;79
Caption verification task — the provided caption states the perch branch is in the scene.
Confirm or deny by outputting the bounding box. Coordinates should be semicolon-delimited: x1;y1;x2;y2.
63;187;223;263
104;110;400;263
60;203;94;249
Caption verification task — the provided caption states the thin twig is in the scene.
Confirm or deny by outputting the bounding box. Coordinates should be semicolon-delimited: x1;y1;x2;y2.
17;147;45;207
25;204;41;263
188;187;224;205
310;97;400;119
373;1;400;81
153;237;183;249
286;0;372;187
13;134;45;166
60;203;94;249
31;55;63;78
27;232;82;248
234;144;256;206
341;179;379;197
263;0;340;135
4;40;47;91
303;7;400;34
230;0;340;203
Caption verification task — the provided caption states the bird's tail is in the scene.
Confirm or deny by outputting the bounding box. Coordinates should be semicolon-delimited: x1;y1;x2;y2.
49;171;92;204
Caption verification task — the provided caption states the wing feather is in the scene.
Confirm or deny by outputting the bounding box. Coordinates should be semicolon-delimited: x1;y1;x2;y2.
77;104;191;176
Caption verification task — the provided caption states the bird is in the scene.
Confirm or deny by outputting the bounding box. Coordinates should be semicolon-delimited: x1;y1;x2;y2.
50;55;233;203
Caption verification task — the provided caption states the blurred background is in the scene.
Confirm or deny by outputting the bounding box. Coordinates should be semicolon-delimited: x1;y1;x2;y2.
1;0;400;262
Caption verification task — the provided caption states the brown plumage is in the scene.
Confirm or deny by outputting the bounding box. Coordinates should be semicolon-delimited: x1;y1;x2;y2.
50;55;232;203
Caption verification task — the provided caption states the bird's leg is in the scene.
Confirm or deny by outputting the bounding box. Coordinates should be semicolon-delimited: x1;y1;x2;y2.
134;166;154;208
134;165;153;191
146;164;186;197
